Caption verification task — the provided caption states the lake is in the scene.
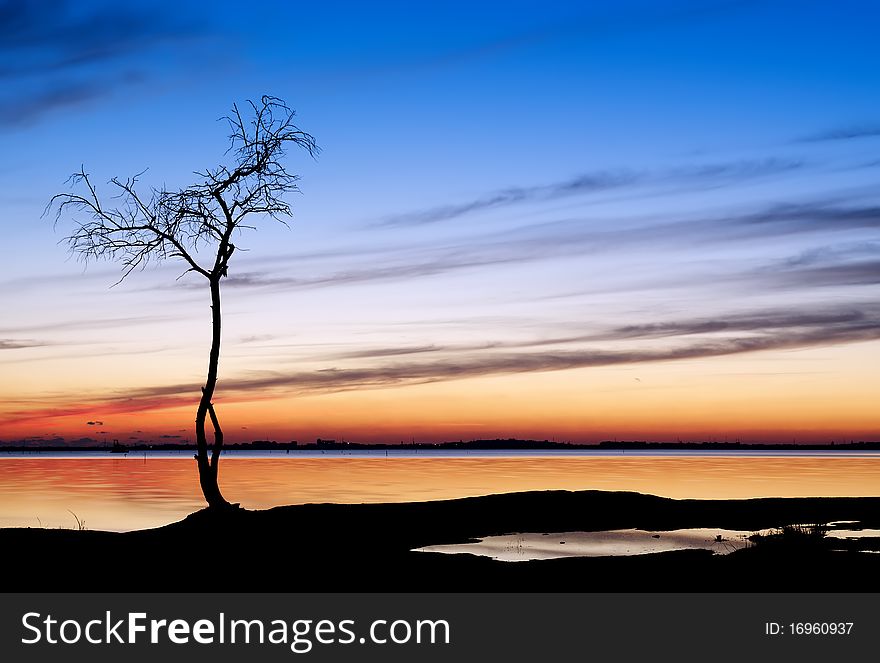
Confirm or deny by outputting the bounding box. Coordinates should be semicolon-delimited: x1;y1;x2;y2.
1;450;879;531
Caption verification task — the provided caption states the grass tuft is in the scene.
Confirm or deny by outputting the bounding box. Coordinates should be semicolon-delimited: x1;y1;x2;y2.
748;523;828;549
67;510;87;531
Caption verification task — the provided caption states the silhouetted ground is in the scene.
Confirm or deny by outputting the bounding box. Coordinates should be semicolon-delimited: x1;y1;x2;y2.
4;490;880;591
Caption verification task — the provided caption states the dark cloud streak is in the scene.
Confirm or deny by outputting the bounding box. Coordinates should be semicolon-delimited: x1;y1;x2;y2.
0;1;191;78
64;302;880;414
798;125;880;143
372;159;803;228
120;321;880;403
765;260;880;289
334;345;445;359
218;200;880;295
325;304;880;360
741;203;880;231
0;315;176;336
0;339;46;350
199;320;880;396
374;171;639;228
0;0;204;126
0;82;107;127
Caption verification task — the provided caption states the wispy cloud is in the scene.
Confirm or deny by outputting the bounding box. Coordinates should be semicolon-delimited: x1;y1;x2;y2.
604;306;879;340
779;241;880;268
3;394;196;426
192;312;880;396
216;256;508;291
151;322;880;400
0;82;108;127
328;304;880;360
214;199;879;296
798;124;880;143
0;1;204;126
0;344;170;367
373;171;639;228
237;334;277;344
371;159;803;228
739;202;880;231
0;1;188;78
334;345;445;359
0;339;46;350
0;315;176;336
763;260;880;289
19;302;876;418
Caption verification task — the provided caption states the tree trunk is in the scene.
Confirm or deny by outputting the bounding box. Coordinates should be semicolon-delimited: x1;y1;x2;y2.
195;276;230;508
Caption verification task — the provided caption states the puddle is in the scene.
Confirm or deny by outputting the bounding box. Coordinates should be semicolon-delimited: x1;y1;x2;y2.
825;522;880;539
416;524;880;562
415;528;756;562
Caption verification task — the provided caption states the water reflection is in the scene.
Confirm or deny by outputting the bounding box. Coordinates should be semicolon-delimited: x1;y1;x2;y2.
416;529;757;561
416;524;880;561
0;454;878;532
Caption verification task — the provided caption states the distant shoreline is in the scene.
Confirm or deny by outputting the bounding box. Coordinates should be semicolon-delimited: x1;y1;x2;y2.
2;438;879;453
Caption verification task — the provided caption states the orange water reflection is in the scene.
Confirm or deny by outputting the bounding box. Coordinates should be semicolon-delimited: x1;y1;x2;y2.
1;456;879;531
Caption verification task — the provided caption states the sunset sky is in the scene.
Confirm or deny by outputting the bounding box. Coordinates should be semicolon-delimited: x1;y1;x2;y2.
1;0;878;445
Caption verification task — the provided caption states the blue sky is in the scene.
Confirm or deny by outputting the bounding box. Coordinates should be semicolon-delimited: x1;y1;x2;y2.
1;0;878;443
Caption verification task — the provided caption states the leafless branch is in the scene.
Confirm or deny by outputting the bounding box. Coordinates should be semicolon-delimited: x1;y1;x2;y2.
47;95;319;285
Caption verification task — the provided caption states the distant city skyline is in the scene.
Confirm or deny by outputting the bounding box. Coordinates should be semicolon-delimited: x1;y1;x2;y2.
1;0;878;444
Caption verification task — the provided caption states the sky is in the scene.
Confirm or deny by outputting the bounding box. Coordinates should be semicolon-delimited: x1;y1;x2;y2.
0;0;878;445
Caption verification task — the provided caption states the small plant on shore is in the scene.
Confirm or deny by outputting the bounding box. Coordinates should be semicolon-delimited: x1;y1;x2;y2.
748;523;828;549
67;510;87;531
712;533;750;554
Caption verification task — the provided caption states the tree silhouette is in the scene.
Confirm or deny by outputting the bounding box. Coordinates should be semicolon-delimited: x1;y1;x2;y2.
49;96;318;509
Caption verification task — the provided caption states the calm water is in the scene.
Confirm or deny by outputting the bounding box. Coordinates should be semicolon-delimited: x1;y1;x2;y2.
416;528;757;560
415;524;880;561
1;450;879;531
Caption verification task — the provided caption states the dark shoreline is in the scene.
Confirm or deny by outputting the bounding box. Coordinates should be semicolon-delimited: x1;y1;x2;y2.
4;490;880;592
3;438;880;453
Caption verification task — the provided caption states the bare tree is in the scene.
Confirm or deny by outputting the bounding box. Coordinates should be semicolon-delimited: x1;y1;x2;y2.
49;96;318;509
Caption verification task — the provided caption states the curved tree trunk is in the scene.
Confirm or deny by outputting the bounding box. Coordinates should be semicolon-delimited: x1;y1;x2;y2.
195;276;230;508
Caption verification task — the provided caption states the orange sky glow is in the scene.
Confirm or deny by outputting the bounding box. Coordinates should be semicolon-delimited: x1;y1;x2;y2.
3;339;878;444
